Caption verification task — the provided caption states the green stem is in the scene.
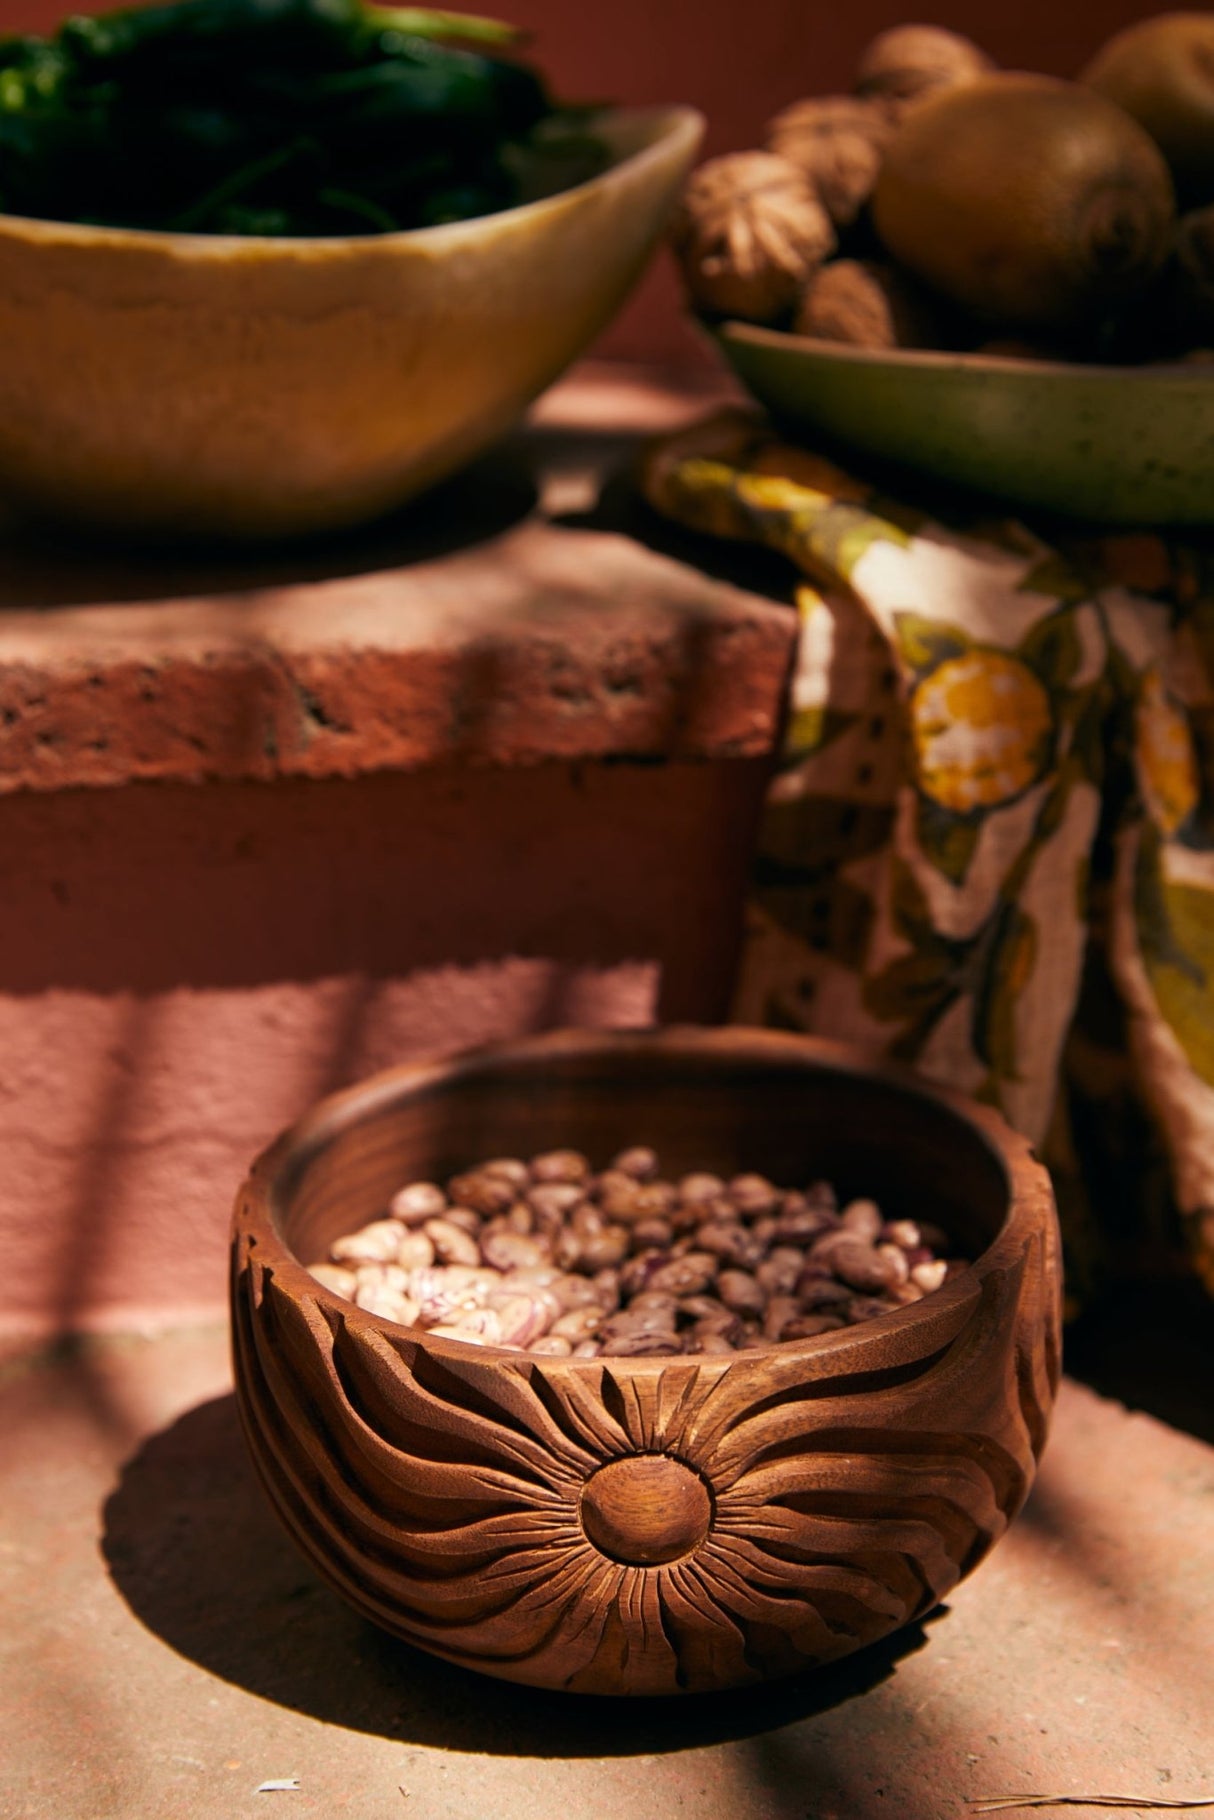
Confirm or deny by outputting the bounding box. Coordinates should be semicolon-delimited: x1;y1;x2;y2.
317;184;399;230
169;137;310;230
360;5;526;44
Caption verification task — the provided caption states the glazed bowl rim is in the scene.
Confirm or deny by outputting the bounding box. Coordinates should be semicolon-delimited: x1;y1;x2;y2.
238;1024;1056;1370
716;318;1214;387
0;103;703;259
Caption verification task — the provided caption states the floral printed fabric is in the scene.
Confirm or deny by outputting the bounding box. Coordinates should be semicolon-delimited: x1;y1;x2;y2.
642;411;1214;1300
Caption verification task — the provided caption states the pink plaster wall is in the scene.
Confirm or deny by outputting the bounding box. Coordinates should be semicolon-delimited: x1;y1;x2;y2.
4;1;1169;365
0;759;769;1345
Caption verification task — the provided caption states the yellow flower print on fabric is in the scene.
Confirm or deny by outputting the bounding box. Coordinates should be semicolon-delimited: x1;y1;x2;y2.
1135;667;1200;836
911;650;1054;814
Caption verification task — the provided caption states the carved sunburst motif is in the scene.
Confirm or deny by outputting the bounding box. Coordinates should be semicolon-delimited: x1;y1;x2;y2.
234;1224;1056;1696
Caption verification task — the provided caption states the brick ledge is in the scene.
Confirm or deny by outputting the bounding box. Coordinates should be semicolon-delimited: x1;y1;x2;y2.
0;362;793;795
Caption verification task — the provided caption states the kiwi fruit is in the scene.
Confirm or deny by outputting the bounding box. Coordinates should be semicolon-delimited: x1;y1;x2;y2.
871;72;1176;331
1083;12;1214;207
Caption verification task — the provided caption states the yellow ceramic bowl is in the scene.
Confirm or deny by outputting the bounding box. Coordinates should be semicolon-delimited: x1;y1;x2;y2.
0;106;702;541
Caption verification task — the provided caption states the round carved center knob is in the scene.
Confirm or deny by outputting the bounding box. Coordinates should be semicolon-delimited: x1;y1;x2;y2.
580;1455;712;1566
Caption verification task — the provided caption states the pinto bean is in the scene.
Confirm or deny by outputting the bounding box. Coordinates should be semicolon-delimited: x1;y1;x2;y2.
389;1182;448;1225
424;1218;483;1268
320;1147;966;1358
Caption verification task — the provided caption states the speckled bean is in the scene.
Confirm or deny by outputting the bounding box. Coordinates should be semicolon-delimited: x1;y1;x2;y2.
424;1218;483;1268
611;1145;659;1180
598;1330;684;1357
530;1149;591;1184
576;1226;630;1272
331;1219;408;1264
648;1252;719;1296
631;1217;674;1251
876;1242;910;1286
728;1173;780;1217
678;1172;726;1205
841;1198;883;1243
527;1182;585;1220
443;1208;483;1236
309;1262;358;1297
396;1232;436;1270
756;1247;805;1296
550;1307;604;1343
481;1230;550;1272
486;1293;552;1347
716;1269;766;1317
697;1221;763;1267
781;1312;846;1340
354;1286;421;1324
481;1158;530;1190
829;1238;897;1294
316;1145;968;1359
389;1182;448;1225
762;1294;801;1341
447;1171;516;1218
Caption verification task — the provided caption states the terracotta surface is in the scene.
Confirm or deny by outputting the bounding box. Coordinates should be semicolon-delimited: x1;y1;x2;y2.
0;366;793;1350
0;760;774;1348
232;1027;1060;1695
2;1325;1210;1819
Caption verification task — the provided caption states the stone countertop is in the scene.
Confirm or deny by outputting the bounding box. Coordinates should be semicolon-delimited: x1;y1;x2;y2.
2;1326;1211;1820
0;363;797;795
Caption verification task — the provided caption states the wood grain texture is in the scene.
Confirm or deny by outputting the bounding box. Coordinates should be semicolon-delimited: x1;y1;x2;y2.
230;1027;1061;1697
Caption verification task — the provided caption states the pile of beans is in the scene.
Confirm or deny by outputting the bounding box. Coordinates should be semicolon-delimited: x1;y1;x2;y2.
306;1147;968;1357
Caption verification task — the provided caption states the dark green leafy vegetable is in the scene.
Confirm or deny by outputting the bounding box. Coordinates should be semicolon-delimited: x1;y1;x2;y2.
0;0;605;236
59;1;523;69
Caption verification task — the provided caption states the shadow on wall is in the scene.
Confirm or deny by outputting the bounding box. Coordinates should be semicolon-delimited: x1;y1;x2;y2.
100;1391;940;1754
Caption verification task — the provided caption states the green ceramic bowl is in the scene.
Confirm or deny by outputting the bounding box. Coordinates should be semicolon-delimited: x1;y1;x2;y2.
716;322;1214;525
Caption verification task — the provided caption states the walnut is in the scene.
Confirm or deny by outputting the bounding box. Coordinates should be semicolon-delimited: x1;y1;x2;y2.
856;24;993;120
669;150;836;323
766;95;892;227
794;258;944;349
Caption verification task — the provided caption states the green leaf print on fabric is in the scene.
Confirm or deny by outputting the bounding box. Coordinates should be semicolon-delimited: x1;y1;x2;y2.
865;855;1041;1084
893;613;970;676
1136;832;1214;1090
730;474;912;584
806;502;913;583
972;901;1038;1079
1020;604;1085;690
756;796;896;873
914;796;982;886
863;857;968;1061
1018;552;1092;603
782;705;859;762
752;876;875;970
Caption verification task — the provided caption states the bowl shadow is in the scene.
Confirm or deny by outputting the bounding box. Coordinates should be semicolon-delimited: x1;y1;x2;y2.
0;438;540;611
100;1391;940;1757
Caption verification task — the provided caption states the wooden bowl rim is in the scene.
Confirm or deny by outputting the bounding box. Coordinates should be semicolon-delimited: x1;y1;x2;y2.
236;1024;1056;1372
0;104;703;259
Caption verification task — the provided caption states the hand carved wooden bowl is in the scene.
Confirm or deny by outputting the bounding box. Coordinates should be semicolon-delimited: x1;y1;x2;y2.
230;1026;1061;1697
